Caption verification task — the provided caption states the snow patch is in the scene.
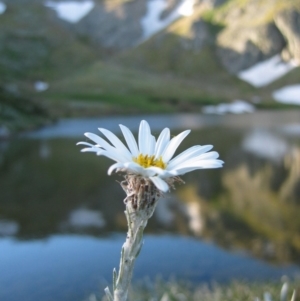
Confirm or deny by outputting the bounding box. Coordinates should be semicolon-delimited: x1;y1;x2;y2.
178;0;194;16
0;220;19;236
34;81;49;92
279;124;300;137
45;0;94;23
273;85;300;105
155;198;174;226
185;202;203;235
141;0;195;40
238;55;298;87
0;2;6;14
242;130;289;162
39;141;51;159
67;208;105;228
202;100;255;115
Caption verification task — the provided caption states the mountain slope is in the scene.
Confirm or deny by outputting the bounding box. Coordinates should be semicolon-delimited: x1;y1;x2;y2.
1;0;300;135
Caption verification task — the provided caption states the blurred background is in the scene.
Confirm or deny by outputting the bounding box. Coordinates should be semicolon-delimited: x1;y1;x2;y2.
0;0;300;301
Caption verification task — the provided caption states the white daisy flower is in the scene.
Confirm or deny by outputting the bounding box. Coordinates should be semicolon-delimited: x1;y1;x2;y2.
77;120;224;192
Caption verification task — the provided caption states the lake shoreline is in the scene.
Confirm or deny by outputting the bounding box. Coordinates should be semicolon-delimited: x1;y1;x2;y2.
22;109;300;139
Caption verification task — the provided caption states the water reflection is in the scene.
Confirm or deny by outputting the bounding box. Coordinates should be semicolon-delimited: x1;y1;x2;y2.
242;130;289;162
38;140;51;159
61;208;106;231
0;219;19;236
0;112;300;300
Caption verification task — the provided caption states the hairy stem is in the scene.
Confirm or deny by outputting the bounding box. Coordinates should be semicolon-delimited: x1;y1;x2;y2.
105;176;161;301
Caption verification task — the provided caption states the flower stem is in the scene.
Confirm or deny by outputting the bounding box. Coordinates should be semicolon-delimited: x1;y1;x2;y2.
105;176;161;301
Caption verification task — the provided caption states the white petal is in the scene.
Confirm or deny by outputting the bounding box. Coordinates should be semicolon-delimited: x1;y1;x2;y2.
108;162;126;175
187;152;220;164
84;132;112;150
122;162;160;177
167;145;213;170
123;162;151;176
191;159;224;169
85;132;128;162
145;166;165;176
171;159;224;175
162;130;191;163
154;128;170;159
81;148;99;153
149;176;169;192
149;135;156;156
139;120;151;155
119;124;139;157
146;167;174;178
76;142;96;147
173;151;220;170
98;128;132;160
197;151;219;160
96;149;126;163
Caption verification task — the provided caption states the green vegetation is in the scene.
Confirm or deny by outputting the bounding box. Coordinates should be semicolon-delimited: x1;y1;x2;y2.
42;60;231;116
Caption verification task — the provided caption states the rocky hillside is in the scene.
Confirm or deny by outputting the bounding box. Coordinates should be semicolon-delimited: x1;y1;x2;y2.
0;0;300;134
1;0;299;77
213;0;300;73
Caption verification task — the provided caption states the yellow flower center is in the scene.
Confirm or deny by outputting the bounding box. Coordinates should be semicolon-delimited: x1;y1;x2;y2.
133;154;166;169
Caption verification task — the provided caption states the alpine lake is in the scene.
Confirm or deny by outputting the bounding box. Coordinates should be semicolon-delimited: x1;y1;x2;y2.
1;111;300;301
